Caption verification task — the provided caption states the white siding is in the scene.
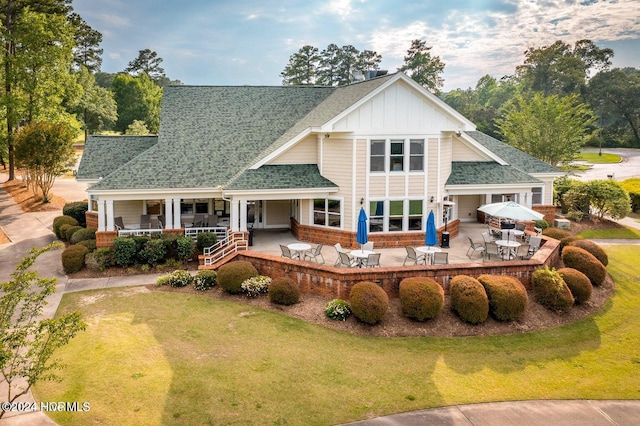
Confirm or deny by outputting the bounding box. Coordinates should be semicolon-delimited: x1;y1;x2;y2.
268;136;317;165
452;138;490;161
114;200;144;225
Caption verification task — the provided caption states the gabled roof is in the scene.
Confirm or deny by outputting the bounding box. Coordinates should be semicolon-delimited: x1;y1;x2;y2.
76;135;157;181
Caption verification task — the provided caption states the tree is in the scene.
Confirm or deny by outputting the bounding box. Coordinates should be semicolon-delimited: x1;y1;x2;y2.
280;45;321;85
563;180;631;220
73;67;118;141
69;12;103;72
1;0;73;180
497;92;596;166
398;39;445;94
125;119;150;135
111;73;162;133
0;243;86;417
125;48;166;82
13;121;76;202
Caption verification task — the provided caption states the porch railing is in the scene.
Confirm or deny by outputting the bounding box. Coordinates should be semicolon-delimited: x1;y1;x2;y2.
185;226;228;241
117;228;163;237
202;232;248;266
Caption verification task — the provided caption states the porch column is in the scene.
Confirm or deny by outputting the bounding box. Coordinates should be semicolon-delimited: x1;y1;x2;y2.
97;199;106;231
173;198;181;228
164;198;173;229
106;200;114;231
239;199;248;232
230;199;240;232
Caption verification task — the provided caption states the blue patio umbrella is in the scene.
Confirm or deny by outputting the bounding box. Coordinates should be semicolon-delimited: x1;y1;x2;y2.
425;210;437;246
356;207;368;250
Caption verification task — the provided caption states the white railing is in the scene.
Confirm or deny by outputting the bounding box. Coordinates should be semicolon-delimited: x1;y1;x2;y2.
117;228;163;237
202;233;248;266
185;226;228;241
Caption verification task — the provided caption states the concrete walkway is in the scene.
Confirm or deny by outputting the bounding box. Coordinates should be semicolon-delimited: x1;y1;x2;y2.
2;173;640;425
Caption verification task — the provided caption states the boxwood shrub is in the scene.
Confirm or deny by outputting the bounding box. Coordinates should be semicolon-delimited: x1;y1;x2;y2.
349;281;388;325
562;246;606;286
569;239;608;266
85;247;113;272
62;244;89;274
113;237;138;266
449;275;489;324
53;215;78;239
70;227;97;245
557;267;593;304
217;261;258;294
268;277;300;305
542;227;572;240
193;270;217;291
138;238;166;266
531;267;574;313
196;232;218;253
398;277;444;321
176;236;195;262
76;239;96;252
62;201;88;227
64;225;84;242
477;274;528;321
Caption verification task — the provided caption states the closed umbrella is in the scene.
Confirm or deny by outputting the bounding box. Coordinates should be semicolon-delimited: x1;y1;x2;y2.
477;201;544;222
356;207;368;251
425;210;437;246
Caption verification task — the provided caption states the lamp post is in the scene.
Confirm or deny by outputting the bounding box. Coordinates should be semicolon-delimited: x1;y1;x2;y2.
598;100;603;156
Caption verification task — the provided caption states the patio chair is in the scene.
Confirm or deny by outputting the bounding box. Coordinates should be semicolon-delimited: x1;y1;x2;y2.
403;246;426;265
481;231;494;245
114;216;125;230
516;244;531;260
304;244;325;264
515;223;526;232
363;242;374;251
193;214;205;227
484;242;502;261
528;236;542;255
466;237;485;259
362;252;381;267
333;243;352;266
432;252;448;265
280;244;299;260
337;251;358;268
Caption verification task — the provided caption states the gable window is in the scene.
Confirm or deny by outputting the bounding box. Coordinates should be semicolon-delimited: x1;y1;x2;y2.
532;187;542;205
390;140;404;171
313;199;341;228
370;140;385;172
409;140;424;171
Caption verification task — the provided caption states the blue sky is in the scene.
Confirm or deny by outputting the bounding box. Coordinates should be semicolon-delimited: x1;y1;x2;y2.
73;0;640;91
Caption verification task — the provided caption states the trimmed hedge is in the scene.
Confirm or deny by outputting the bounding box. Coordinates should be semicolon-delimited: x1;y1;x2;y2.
217;261;258;294
138;239;166;266
53;215;78;239
268;277;300;305
569;239;608;266
113;237;137;266
76;239;96;252
450;275;489;324
63;201;88;227
65;225;84;242
398;277;444;321
558;267;593;304
477;274;528;321
349;281;388;325
531;267;574;313
70;227;97;245
543;227;572;240
562;246;606;286
62;244;89;274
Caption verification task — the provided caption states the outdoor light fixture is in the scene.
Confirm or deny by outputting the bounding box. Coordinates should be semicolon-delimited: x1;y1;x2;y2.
430;196;434;203
360;197;364;205
325;133;330;138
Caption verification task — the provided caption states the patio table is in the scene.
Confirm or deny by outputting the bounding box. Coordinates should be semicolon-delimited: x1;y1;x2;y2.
496;239;521;260
288;243;311;260
416;246;441;264
351;249;375;267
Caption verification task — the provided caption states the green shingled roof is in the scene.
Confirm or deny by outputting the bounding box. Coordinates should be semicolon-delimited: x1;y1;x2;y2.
76;135;157;180
226;164;338;191
447;162;542;185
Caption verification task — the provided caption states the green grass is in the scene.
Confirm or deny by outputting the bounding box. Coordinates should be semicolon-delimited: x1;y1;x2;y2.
578;152;621;164
35;246;640;425
577;226;640;239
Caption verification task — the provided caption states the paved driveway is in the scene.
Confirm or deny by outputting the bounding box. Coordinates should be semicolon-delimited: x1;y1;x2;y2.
573;148;640;181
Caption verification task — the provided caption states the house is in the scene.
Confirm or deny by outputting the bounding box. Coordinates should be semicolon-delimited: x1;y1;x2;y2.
77;72;562;248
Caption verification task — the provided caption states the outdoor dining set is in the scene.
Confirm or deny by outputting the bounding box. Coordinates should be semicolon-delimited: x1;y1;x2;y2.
279;242;382;268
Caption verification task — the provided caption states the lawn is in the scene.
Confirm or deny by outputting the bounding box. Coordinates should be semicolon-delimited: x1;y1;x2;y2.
578;152;622;164
35;246;640;425
578;226;640;239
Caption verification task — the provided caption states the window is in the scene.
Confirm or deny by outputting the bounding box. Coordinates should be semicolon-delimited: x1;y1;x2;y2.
146;200;162;215
390;140;404;171
532;187;542;205
409;140;424;171
369;201;384;232
370;140;385;172
389;201;403;230
313;199;341;228
408;200;422;230
369;199;423;232
491;193;515;203
181;199;209;215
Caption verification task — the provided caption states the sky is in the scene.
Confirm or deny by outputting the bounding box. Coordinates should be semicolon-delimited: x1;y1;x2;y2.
73;0;640;92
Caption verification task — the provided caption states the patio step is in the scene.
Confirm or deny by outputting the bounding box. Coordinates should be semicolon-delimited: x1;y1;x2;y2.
197;245;247;270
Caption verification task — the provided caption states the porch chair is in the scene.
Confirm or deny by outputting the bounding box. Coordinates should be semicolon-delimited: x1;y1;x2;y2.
362;252;381;268
150;218;160;229
432;252;449;265
466;237;485;259
403;246;426;265
337;251;358;268
363;242;374;251
304;244;325;264
140;214;151;228
157;215;165;228
484;242;502;261
193;214;205;227
280;244;299;260
114;216;125;230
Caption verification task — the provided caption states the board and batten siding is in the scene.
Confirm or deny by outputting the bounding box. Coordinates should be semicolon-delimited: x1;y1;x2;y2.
269;135;317;165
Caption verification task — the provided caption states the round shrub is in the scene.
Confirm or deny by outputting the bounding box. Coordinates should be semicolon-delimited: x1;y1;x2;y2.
349;281;389;325
85;247;112;272
559;236;581;254
70;227;97;245
76;239;96;252
176;236;195;262
449;275;489;324
241;275;271;297
268;277;300;305
325;299;352;321
53;215;78;239
534;219;549;230
531;267;574;313
61;244;89;274
196;232;218;252
194;270;217;291
113;237;137;266
558;267;593;304
63;201;88;227
138;239;166;266
542;227;572;240
65;225;84;242
168;269;193;287
569;239;608;266
562;246;606;286
398;277;444;321
217;261;258;294
477;274;528;322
